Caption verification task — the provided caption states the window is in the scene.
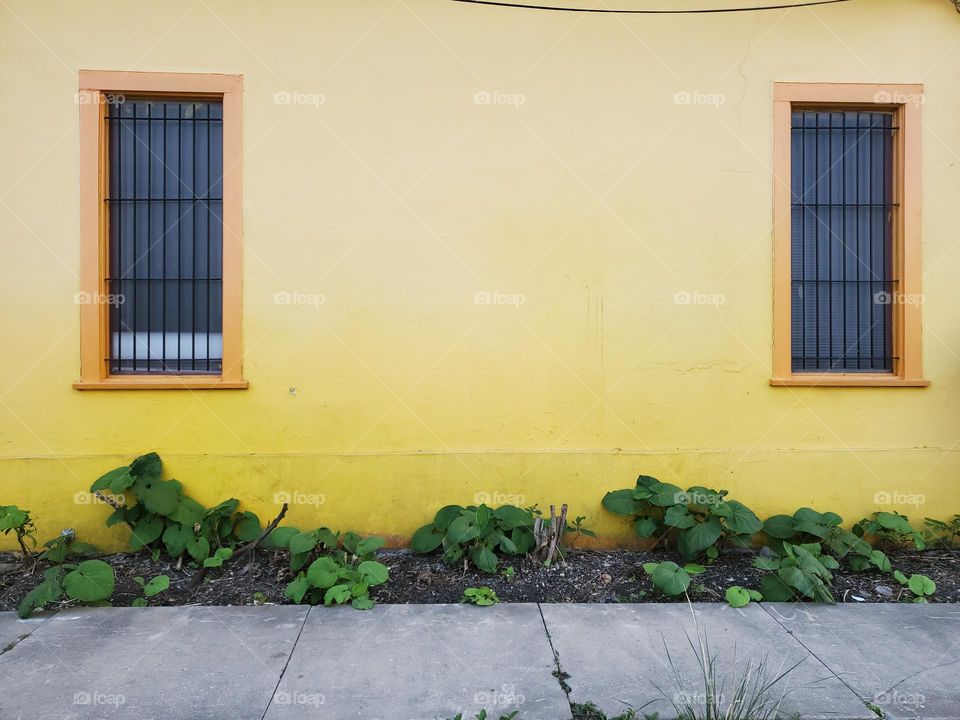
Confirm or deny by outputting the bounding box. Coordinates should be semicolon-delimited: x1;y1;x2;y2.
771;83;927;387
75;71;246;389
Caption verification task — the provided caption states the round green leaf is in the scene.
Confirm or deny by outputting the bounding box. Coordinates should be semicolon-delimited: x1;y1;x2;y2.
877;512;913;534
90;466;135;494
138;479;181;517
143;575;170;597
411;525;444;553
63;560;114;602
162;523;193;557
351;595;375;610
649;482;685;508
511;527;535;554
650;562;691;596
492;505;534;530
187;536;210;563
433;505;463;531
265;526;300;549
664;505;696;529
908;574;936;596
445;516;481;546
233;512;262;542
763;515;797;540
356;536;386;556
720;501;763;535
285;574;310;604
634;517;659;539
357;560;389;586
324;584;352;606
726;586;751;608
307;557;341;589
289;530;320;556
130;515;164;551
130;452;162;482
602;490;637;516
678;519;723;560
870;550;891;572
169;497;205;527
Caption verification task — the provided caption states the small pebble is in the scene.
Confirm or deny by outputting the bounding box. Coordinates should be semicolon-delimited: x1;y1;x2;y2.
875;585;893;597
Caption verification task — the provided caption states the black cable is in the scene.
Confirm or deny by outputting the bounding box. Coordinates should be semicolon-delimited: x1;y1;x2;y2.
450;0;850;14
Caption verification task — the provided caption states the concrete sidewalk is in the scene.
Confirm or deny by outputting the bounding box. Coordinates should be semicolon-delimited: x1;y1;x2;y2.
0;603;957;720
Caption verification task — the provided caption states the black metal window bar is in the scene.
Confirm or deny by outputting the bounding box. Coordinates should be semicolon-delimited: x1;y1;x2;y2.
790;110;897;373
106;97;224;374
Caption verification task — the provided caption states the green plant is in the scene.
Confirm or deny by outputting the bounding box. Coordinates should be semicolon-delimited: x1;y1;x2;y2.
762;507;843;546
38;529;98;564
923;515;960;548
893;570;936;602
252;591;268;605
566;515;598;542
461;586;500;606
283;529;388;610
725;585;763;608
853;511;925;550
410;503;536;573
660;610;803;720
642;561;706;597
0;505;36;561
501;565;516;580
131;574;170;607
603;475;761;561
89;452;267;565
18;559;115;618
753;542;836;603
762;507;889;573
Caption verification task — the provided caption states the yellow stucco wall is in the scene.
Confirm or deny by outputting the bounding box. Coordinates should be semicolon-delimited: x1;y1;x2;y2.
2;0;959;550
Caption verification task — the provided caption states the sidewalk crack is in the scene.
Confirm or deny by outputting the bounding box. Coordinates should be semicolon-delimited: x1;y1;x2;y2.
759;604;869;708
536;603;574;720
259;606;310;720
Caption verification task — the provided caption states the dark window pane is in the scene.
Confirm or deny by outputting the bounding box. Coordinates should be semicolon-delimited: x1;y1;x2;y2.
106;98;224;374
790;110;895;373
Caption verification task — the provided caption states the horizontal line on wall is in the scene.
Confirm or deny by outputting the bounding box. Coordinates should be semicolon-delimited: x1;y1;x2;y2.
1;446;958;461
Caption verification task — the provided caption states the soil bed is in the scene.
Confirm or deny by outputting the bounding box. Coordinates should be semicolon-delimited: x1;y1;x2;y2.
2;547;958;611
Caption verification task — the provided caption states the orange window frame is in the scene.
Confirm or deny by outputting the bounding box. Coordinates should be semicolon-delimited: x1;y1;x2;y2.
770;82;928;388
75;70;246;390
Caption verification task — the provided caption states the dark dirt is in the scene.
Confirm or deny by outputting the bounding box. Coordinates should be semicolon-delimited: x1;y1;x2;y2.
1;546;958;612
